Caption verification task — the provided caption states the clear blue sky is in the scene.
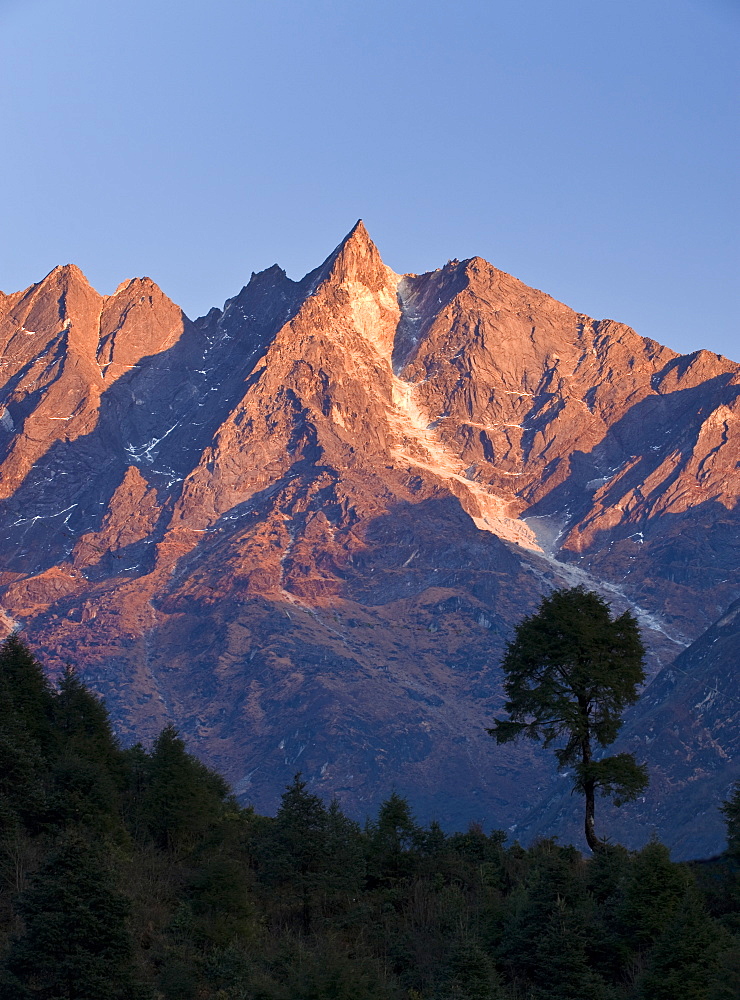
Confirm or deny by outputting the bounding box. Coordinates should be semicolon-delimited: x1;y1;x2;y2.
0;0;737;359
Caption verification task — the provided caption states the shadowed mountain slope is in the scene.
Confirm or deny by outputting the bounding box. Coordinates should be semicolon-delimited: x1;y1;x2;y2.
1;223;737;853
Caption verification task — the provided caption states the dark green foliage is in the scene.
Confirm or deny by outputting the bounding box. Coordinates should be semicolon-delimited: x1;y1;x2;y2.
693;786;740;935
708;942;740;1000
52;665;123;785
499;839;611;999
0;634;55;756
143;723;230;853
0;636;56;836
619;838;689;952
0;633;738;1000
188;855;255;948
489;586;648;851
636;883;730;1000
275;936;391;1000
584;844;633;982
0;720;48;836
2;834;135;999
46;667;126;834
323;798;366;903
444;939;503;999
255;773;329;931
367;790;422;886
119;741;153;840
721;783;740;860
527;898;615;1000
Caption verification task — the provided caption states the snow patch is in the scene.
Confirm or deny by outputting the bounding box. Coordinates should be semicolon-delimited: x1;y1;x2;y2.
125;419;182;463
388;358;542;551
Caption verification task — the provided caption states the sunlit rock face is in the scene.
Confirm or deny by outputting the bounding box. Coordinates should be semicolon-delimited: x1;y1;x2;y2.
1;223;738;856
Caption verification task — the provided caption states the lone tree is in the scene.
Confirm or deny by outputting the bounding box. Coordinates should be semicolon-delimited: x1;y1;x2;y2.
488;586;648;851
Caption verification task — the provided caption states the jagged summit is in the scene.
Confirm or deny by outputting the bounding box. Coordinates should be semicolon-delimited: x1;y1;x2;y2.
314;219;395;292
1;232;740;856
248;263;288;283
337;218;374;253
42;262;92;286
110;275;169;298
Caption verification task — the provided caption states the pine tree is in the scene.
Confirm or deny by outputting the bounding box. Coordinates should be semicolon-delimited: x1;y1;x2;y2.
143;724;229;853
1;834;136;999
721;783;740;860
53;666;121;766
321;798;366;906
0;635;56;835
708;943;740;1000
367;791;421;886
445;939;504;999
257;773;329;931
119;741;151;841
585;844;633;985
489;587;648;852
48;666;124;832
619;838;688;954
499;840;608;998
636;883;730;1000
529;896;614;1000
0;634;55;758
188;804;258;950
0;712;48;835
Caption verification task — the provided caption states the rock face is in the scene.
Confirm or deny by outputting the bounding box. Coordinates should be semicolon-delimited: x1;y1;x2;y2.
1;223;738;855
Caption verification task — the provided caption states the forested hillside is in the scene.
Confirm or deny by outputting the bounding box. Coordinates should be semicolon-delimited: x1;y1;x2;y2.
1;634;739;1000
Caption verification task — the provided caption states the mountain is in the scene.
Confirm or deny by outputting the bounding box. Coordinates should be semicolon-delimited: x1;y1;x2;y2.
1;223;738;855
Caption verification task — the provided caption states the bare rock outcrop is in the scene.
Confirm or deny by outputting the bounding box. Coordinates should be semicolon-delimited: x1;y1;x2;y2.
1;223;738;854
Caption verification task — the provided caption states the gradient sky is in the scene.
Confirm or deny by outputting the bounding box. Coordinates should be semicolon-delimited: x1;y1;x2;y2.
0;0;737;359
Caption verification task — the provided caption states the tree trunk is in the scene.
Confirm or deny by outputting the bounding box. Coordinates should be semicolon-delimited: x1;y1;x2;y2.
581;732;602;852
583;775;601;852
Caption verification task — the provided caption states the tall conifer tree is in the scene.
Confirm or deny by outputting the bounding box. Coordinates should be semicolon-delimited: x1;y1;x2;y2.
2;835;136;1000
489;587;648;851
144;724;228;853
0;634;55;757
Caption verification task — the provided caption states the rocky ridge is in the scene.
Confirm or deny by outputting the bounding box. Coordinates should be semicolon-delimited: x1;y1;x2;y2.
1;223;738;855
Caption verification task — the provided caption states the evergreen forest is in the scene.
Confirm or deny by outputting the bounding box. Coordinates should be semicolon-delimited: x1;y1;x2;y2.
1;633;739;1000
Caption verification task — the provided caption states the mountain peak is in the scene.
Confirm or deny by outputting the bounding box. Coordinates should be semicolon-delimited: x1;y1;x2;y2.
344;217;371;243
11;263;102;335
42;263;94;291
111;276;164;297
333;219;379;261
320;220;395;293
